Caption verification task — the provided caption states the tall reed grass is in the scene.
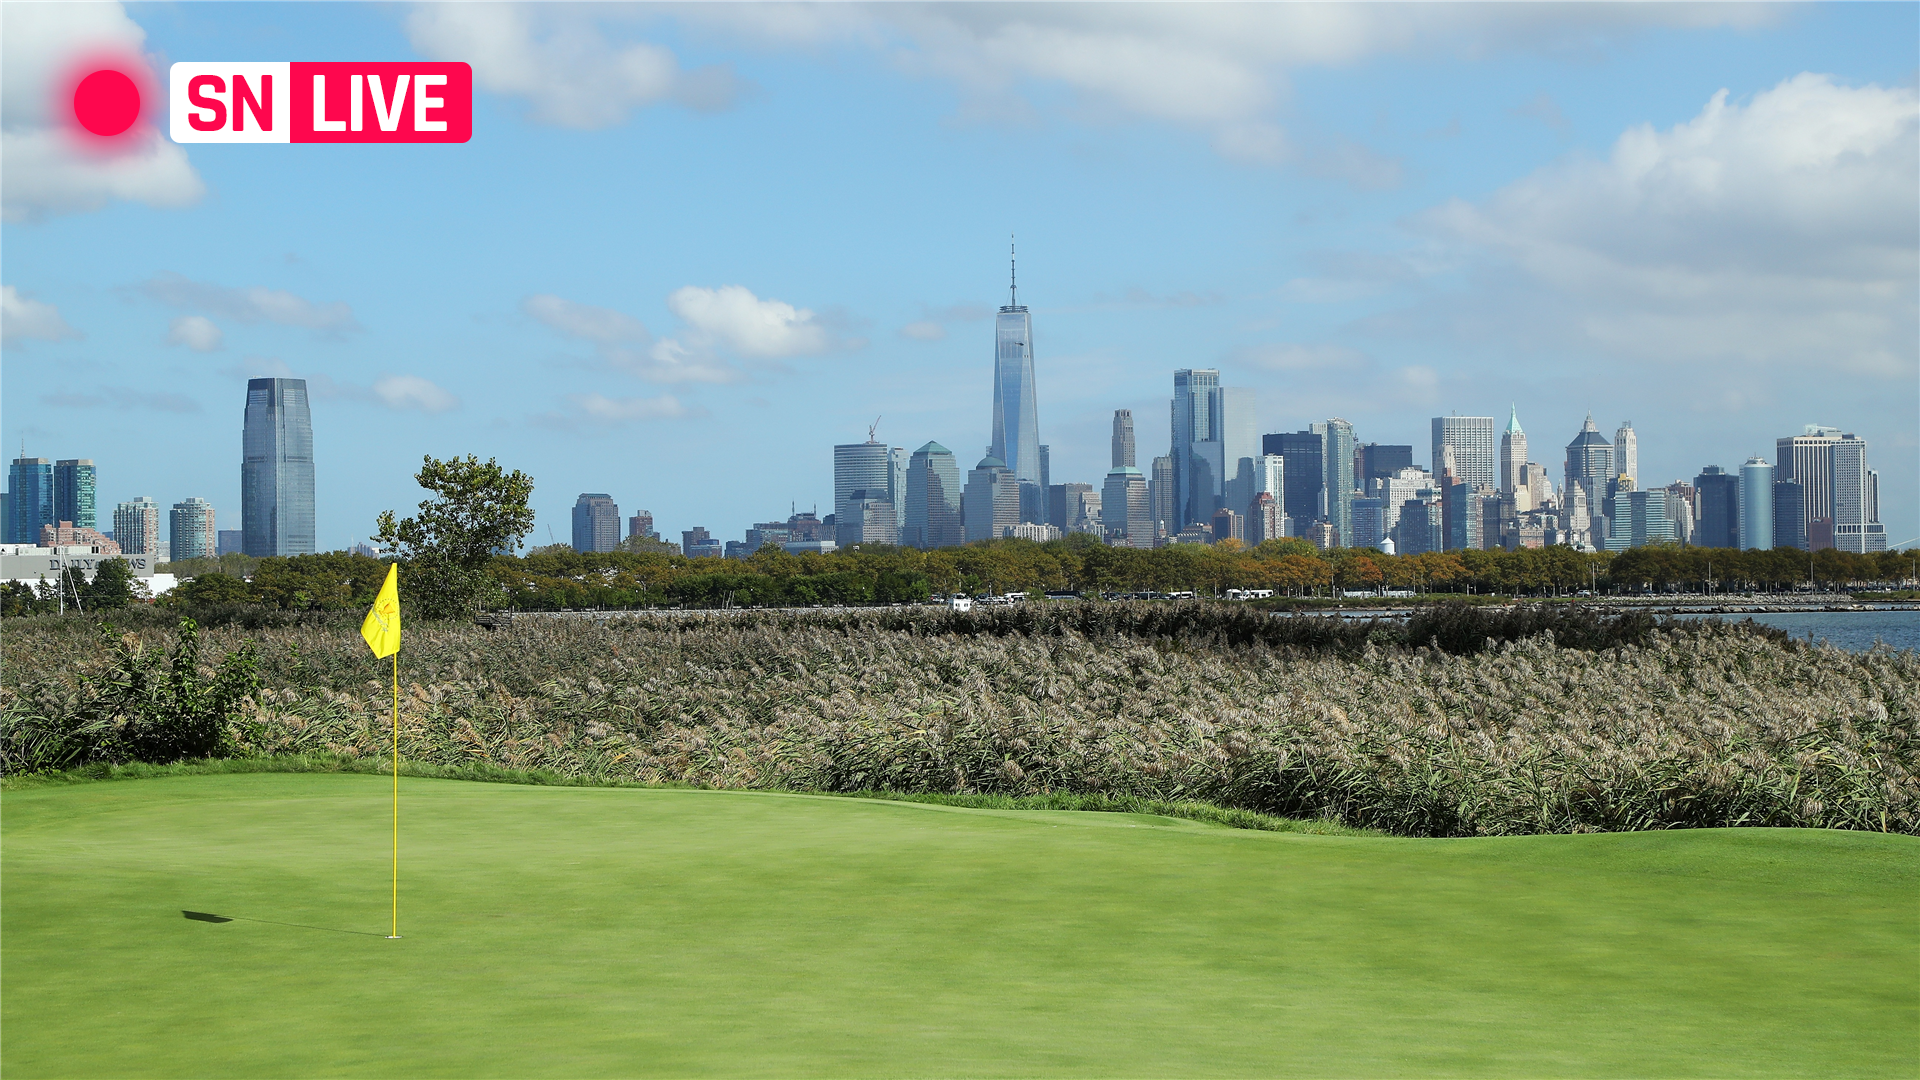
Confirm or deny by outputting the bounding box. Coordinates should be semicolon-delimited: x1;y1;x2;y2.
4;606;1912;836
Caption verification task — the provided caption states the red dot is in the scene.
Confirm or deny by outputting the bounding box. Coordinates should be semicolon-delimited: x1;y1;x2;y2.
74;69;140;137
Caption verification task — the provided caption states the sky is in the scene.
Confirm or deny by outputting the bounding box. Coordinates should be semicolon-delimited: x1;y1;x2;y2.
3;2;1915;551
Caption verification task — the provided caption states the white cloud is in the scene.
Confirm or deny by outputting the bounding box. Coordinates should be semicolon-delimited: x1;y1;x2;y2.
667;284;827;358
0;3;205;221
899;321;946;341
603;339;745;385
558;392;694;424
165;315;223;352
522;293;649;344
683;4;1774;179
140;273;361;336
405;4;745;129
372;375;461;413
1418;74;1918;376
222;357;457;412
1;285;82;345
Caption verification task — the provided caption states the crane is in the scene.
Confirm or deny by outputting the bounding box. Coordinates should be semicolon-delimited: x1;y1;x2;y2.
868;416;882;443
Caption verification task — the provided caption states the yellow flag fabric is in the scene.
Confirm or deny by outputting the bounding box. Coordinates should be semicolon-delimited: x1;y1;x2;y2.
361;564;401;659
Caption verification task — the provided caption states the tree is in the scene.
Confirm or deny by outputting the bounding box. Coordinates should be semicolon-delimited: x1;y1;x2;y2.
376;454;535;619
165;571;257;608
81;558;136;610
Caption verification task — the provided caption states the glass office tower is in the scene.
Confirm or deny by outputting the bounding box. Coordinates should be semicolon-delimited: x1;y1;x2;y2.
241;378;316;557
991;270;1043;520
904;441;963;550
6;456;52;544
54;459;97;530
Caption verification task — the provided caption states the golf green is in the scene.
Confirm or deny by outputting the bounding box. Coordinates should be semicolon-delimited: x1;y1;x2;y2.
4;774;1914;1078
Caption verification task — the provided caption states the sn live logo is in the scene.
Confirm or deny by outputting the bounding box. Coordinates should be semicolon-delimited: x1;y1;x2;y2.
169;62;471;143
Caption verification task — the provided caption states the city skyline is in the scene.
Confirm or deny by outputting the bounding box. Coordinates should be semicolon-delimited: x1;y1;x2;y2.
3;306;1895;560
2;3;1913;552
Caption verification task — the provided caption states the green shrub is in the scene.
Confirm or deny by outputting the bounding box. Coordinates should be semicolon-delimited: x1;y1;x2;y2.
1;619;261;773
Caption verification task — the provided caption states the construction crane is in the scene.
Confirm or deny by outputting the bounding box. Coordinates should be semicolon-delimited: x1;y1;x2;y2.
868;416;882;443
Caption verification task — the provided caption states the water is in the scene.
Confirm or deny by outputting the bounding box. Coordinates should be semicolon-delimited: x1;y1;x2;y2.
1673;610;1920;653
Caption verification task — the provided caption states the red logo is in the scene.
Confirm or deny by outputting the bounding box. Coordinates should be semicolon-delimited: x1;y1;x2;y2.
170;63;471;144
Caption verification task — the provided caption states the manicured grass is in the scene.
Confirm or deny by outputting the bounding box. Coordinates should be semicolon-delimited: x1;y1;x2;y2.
4;774;1914;1078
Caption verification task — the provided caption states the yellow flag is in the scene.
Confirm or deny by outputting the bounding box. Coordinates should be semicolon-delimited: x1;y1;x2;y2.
361;563;401;659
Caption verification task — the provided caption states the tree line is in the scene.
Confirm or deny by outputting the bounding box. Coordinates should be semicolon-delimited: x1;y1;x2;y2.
7;537;1905;619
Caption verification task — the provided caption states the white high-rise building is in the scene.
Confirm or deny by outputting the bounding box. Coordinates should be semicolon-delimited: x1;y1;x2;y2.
1776;425;1843;543
1255;454;1285;504
1831;434;1886;553
1432;415;1496;489
1613;421;1638;485
1369;466;1433;538
833;439;893;523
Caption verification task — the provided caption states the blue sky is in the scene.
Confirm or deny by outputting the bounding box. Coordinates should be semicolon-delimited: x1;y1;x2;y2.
4;2;1915;550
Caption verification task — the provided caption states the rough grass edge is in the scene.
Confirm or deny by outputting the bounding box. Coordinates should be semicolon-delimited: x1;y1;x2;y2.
0;753;1373;836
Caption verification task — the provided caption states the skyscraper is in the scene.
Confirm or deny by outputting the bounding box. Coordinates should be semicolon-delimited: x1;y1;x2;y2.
991;246;1043;519
1359;444;1413;483
54;459;97;530
1370;466;1432;540
1111;410;1135;468
1776;425;1842;546
1101;466;1149;548
963;456;1020;542
628;511;657;541
1831;433;1886;552
904;441;963;550
833;438;894;523
1738;458;1773;550
113;496;161;556
1214;387;1259;523
1772;481;1806;551
1148;455;1175;536
1248;491;1284;546
1604;489;1675;551
1613;422;1638;485
1694;466;1739;549
1170;368;1219;528
241;377;315;557
1264;430;1325;538
1432;415;1496;490
1176;376;1255;528
571;494;620;553
1499;407;1527;495
890;446;908;532
1563;415;1613;543
838;490;899;547
1317;418;1356;547
170;497;217;561
6;456;52;545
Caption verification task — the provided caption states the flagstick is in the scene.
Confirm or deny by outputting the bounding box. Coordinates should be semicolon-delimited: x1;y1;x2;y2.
389;650;400;940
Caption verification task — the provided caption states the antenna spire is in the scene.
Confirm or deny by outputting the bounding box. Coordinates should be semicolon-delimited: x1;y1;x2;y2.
1009;234;1017;306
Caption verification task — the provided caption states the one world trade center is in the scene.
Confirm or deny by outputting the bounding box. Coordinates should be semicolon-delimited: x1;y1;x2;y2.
991;242;1043;523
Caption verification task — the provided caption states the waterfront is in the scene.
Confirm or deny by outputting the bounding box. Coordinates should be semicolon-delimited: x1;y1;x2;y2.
1675;609;1920;653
